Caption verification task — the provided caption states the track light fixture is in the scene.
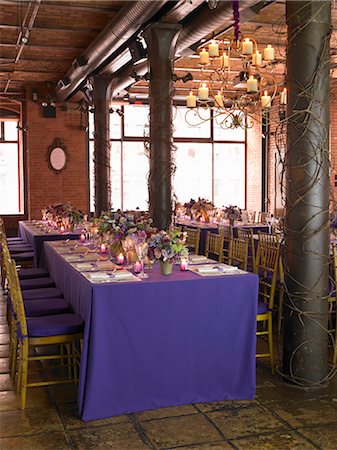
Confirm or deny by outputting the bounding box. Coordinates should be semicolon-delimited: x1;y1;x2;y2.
72;55;89;69
131;71;151;82
172;72;193;83
58;76;71;90
129;39;147;65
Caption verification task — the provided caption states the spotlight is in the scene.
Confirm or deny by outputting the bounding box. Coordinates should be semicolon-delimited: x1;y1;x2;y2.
72;55;89;69
58;76;71;90
129;39;147;65
41;101;48;107
21;35;29;44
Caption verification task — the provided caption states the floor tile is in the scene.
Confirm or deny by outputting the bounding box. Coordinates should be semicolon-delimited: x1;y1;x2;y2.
0;388;51;412
0;431;70;450
134;404;198;421
49;384;78;405
195;399;259;413
59;402;130;430
269;398;337;428
0;407;64;438
207;404;287;439
68;423;149;449
139;414;222;448
299;423;337;448
176;442;232;449
231;430;318;449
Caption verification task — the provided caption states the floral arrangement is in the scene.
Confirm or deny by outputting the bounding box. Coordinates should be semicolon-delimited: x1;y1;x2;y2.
191;197;214;223
97;210;155;242
42;202;85;229
148;230;188;263
224;205;241;223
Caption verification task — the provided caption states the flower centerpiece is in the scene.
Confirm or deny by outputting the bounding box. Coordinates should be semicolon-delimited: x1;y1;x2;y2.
97;210;156;261
148;230;188;275
183;198;196;219
224;205;241;225
191;197;214;223
43;202;85;230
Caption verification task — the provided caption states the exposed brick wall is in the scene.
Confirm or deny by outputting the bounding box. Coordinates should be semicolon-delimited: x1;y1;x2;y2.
25;86;89;220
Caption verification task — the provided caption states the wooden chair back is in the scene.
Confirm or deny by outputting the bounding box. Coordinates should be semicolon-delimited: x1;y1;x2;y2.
184;227;201;255
237;228;255;271
205;232;224;262
231;238;248;270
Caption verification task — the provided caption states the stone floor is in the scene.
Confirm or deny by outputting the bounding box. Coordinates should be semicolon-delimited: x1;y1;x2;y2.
0;289;336;450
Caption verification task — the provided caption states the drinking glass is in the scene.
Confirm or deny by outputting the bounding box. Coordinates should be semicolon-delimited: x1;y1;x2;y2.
135;242;149;278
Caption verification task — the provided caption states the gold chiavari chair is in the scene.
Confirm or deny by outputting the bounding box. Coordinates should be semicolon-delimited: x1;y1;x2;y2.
218;224;233;265
205;232;224;262
184;227;201;255
237;228;256;271
8;258;83;409
254;232;281;373
259;212;268;223
231;237;248;270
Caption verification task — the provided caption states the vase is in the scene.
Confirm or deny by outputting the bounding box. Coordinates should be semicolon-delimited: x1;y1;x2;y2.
160;260;173;275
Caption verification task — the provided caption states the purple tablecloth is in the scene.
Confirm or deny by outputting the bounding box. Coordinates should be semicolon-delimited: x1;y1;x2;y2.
19;221;79;267
44;242;259;421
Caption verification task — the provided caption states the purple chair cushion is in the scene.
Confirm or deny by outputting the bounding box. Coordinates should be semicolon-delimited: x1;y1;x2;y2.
11;252;35;262
8;245;33;252
7;237;26;242
18;268;49;280
257;301;268;314
20;277;55;290
24;298;71;317
27;314;84;337
22;287;63;300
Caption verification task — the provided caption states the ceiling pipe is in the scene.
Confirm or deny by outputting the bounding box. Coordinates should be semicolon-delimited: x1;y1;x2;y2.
108;0;274;99
54;0;169;102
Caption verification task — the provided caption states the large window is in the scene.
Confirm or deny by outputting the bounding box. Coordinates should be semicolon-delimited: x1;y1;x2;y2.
89;105;246;211
0;120;23;214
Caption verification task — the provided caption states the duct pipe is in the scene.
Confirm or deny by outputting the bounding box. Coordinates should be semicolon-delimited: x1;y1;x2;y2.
54;0;168;102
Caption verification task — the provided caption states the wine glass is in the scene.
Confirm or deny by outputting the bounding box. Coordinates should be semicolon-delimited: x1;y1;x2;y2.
134;242;149;278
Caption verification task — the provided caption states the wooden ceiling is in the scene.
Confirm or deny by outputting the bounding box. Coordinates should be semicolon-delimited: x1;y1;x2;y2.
0;0;336;103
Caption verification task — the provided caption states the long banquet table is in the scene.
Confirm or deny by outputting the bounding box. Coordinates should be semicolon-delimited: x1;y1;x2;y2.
44;241;259;421
18;221;80;267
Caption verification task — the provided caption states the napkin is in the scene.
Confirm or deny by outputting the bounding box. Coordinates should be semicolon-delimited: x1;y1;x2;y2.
89;272;111;280
95;260;116;270
112;271;134;280
189;255;208;263
197;265;221;274
74;262;93;270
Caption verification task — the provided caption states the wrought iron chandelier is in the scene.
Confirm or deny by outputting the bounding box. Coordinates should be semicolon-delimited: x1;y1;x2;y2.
185;0;286;129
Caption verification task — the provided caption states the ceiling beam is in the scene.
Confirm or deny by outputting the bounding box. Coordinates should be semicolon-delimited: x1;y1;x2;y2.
0;43;85;51
0;24;101;33
0;0;118;14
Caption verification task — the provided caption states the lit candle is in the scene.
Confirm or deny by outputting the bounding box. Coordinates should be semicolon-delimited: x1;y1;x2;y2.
246;75;258;93
199;48;209;65
100;243;107;254
242;38;253;55
180;258;188;271
134;261;142;273
280;87;287;105
261;90;271;109
198;83;209;101
60;225;65;233
208;40;219;57
79;233;85;242
219;51;229;68
186;90;196;108
252;50;262;66
263;44;275;61
214;91;223;108
117;253;124;265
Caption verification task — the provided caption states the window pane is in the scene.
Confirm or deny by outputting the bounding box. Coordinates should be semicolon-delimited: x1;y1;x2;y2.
89;142;122;212
4;121;18;141
213;113;245;141
124;105;149;137
88;112;95;139
173;143;212;204
123;142;149;210
0;143;20;214
110;108;122;139
174;106;211;138
214;143;245;208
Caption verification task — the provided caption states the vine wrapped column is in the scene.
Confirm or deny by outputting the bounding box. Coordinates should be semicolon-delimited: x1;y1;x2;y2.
144;23;181;230
93;75;113;217
283;1;331;385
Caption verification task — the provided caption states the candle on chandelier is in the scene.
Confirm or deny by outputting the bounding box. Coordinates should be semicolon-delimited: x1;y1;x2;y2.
214;91;224;108
180;258;188;271
199;48;209;65
79;233;86;242
60;225;65;233
220;51;229;68
117;253;124;265
280;88;287;105
246;75;258;93
252;50;262;66
242;38;253;55
100;243;107;254
198;83;209;101
208;40;219;57
261;90;271;109
186;91;196;108
263;44;275;61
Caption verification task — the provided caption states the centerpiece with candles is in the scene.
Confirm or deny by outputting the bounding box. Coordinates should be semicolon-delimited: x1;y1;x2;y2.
224;205;241;226
191;197;214;223
43;202;85;230
148;230;189;275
